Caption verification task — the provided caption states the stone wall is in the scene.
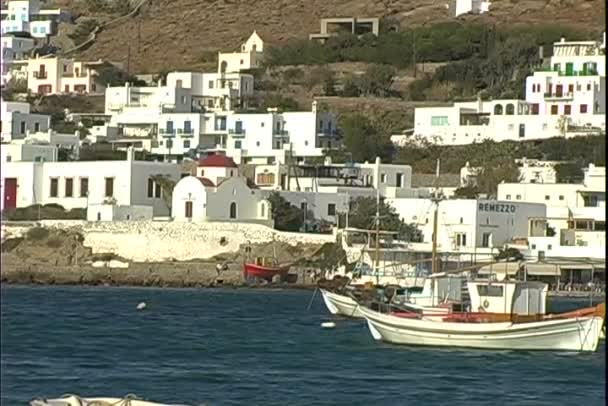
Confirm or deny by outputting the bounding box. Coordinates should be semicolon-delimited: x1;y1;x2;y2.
1;220;336;262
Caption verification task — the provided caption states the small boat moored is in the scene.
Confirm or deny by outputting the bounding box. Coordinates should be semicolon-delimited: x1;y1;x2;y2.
30;394;191;406
243;257;291;282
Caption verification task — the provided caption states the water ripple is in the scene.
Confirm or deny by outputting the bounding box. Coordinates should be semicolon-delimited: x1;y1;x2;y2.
1;285;605;406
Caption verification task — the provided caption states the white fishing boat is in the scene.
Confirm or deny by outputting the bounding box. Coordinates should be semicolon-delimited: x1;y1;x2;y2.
319;272;465;319
30;394;190;406
359;278;606;352
320;288;364;318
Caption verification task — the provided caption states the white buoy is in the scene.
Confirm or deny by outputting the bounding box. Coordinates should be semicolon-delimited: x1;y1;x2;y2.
137;302;147;310
321;321;336;329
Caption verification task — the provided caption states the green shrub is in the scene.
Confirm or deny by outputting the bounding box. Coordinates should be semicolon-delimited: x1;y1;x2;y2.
26;227;50;241
1;238;23;253
46;237;63;248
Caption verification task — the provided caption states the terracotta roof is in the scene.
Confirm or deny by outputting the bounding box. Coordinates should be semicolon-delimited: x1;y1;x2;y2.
197;177;215;187
198;154;237;168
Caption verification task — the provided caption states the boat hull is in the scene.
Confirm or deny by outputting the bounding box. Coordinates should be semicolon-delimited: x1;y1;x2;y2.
320;289;364;318
244;263;289;281
359;306;604;352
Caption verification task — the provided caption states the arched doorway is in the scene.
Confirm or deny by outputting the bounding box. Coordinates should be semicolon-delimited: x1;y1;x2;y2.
229;202;237;219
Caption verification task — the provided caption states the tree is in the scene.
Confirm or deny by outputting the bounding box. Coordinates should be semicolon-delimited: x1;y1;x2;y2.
341;75;360;97
322;72;337;96
340;113;394;162
453;185;480;199
2;77;28;100
268;192;304;232
494;247;523;261
475;160;521;197
358;64;396;97
260;94;300;111
555;162;584;183
346;196;422;241
96;65;146;87
150;174;176;210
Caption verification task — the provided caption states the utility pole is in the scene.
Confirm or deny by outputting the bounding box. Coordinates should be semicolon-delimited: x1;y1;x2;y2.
137;17;141;54
126;44;131;77
412;30;417;79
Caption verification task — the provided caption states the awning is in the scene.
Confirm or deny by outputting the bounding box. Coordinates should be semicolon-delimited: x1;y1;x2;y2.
559;263;606;271
525;263;561;276
478;262;521;275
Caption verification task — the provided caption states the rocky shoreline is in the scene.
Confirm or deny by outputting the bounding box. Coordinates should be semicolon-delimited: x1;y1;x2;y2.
0;262;322;289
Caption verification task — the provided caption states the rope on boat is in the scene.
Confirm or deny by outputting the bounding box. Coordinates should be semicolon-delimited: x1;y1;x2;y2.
306;288;318;311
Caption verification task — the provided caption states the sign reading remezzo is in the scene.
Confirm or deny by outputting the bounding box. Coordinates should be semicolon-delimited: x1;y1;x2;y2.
478;202;516;213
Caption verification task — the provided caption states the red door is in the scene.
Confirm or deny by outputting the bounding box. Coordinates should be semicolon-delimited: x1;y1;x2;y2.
3;178;17;210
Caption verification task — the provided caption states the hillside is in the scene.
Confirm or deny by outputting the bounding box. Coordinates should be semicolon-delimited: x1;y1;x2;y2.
53;0;606;74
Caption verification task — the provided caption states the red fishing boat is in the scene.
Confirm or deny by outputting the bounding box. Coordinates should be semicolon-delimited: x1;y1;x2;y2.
244;257;291;281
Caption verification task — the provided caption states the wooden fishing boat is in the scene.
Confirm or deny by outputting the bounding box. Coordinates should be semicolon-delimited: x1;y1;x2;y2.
359;279;606;352
243;257;291;281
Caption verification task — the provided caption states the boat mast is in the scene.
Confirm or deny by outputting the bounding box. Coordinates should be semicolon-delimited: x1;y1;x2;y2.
374;187;381;285
431;159;441;274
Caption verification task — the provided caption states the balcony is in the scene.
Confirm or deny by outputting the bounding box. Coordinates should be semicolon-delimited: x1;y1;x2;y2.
33;71;47;79
159;129;176;138
228;128;246;137
177;129;195;138
317;129;339;137
544;92;574;101
62;72;88;78
273;130;289;138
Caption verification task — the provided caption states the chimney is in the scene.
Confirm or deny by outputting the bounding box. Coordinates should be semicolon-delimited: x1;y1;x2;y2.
311;100;318;113
538;45;544;60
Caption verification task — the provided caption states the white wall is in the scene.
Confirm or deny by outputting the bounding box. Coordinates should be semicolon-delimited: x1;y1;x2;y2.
1;220;335;262
268;190;350;224
0;159;181;215
387;198;546;251
1;143;57;162
172;176;271;225
1;100;51;142
171;176;209;221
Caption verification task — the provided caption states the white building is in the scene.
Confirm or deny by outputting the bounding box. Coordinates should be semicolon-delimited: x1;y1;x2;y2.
0;0;62;38
0;148;181;215
253;156;413;198
171;175;272;226
460;158;560;186
1;140;57;162
497;164;605;261
194;154;239;185
166;71;254;112
412;33;606;145
387;198;546;255
217;31;264;74
1;98;50;142
1;33;34;85
200;102;339;164
452;0;491;17
525;37;605;123
10;56;106;95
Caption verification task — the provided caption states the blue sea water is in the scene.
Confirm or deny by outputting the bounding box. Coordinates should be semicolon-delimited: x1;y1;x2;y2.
1;285;605;406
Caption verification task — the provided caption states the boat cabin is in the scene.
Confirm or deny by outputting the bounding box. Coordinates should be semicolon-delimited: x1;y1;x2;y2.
467;280;548;316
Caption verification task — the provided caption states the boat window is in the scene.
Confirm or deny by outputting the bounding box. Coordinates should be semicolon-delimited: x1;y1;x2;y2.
477;285;503;297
